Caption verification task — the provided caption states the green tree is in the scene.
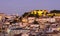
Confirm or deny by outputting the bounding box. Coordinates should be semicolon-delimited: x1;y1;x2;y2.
50;10;60;13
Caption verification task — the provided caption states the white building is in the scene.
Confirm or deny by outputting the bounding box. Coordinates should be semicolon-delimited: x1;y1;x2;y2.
28;17;35;23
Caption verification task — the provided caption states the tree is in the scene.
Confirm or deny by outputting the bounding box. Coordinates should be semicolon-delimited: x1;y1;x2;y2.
22;12;29;17
28;14;35;17
33;20;39;24
50;10;60;13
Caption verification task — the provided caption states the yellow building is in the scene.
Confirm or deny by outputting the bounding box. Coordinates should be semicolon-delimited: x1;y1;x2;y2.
30;10;48;16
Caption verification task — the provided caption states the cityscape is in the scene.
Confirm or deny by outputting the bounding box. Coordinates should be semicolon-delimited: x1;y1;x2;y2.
0;10;60;36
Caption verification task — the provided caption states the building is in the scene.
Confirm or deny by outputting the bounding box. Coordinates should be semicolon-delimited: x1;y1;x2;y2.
0;13;6;21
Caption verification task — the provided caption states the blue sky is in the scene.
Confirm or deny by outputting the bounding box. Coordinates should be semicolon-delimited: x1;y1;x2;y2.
0;0;60;15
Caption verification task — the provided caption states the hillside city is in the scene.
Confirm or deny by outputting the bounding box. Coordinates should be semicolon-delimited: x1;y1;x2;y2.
0;10;60;36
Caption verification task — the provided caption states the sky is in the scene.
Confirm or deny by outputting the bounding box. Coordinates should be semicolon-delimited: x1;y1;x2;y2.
0;0;60;15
